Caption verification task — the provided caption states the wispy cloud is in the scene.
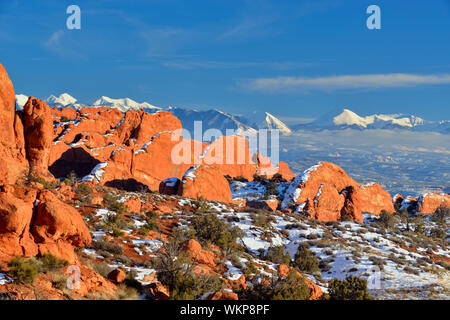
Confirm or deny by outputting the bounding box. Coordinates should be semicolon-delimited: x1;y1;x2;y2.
161;59;312;70
45;30;64;50
240;73;450;93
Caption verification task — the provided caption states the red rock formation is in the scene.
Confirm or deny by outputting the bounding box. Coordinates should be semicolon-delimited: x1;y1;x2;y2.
159;178;180;195
178;165;232;203
204;136;258;180
416;193;450;214
23;97;54;179
282;162;359;209
0;187;38;264
277;161;295;181
0;64;16;148
107;268;126;283
146;282;170;300
283;162;394;222
210;291;239;300
246;198;279;212
304;184;346;221
32;191;92;263
341;184;394;222
0;64;28;184
276;264;322;300
181;239;217;269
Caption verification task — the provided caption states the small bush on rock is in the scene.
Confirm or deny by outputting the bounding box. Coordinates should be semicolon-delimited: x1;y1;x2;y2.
7;257;38;284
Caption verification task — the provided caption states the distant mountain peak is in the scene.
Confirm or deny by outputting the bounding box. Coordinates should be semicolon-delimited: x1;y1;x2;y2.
260;112;292;135
46;93;77;105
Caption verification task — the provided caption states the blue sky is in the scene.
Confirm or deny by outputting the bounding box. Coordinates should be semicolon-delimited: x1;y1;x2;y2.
1;0;450;121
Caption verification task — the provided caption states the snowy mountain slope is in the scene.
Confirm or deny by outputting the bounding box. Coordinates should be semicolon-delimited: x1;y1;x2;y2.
259;112;292;135
92;96;161;112
167;107;258;138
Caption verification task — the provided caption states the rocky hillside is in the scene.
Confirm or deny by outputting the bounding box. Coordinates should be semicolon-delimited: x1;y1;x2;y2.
0;64;448;300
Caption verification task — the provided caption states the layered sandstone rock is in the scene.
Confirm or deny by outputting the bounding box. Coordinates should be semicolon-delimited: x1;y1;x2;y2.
178;165;232;203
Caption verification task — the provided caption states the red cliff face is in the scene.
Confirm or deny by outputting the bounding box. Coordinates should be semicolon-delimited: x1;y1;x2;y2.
0;64;16;148
0;64;29;184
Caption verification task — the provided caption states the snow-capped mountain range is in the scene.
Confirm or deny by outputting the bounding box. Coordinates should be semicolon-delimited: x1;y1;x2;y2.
15;93;449;135
293;108;450;134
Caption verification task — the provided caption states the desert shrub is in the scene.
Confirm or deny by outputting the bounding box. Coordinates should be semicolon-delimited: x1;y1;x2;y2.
7;257;38;284
190;213;244;250
430;227;446;241
60;116;70;122
234;176;248;182
91;237;124;255
103;193;127;214
49;272;67;290
403;266;420;275
39;254;68;273
151;235;223;300
412;216;426;235
306;233;320;240
242;261;260;277
117;284;139;300
250;211;271;228
368;256;386;271
238;271;310;300
293;245;320;274
63;171;78;186
264;180;279;199
270;173;284;183
143;211;159;231
378;210;395;228
340;213;353;222
328;276;372;300
224;175;232;183
75;183;92;195
191;196;212;213
253;174;267;183
432;206;449;225
265;246;291;265
92;262;112;278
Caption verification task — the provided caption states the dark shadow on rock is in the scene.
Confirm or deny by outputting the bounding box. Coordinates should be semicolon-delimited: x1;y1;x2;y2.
49;147;100;178
104;179;150;192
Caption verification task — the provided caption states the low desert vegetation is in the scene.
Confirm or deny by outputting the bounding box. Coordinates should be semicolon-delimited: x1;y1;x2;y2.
151;231;224;300
189;213;244;250
293;245;320;275
237;270;310;300
327;276;372;300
